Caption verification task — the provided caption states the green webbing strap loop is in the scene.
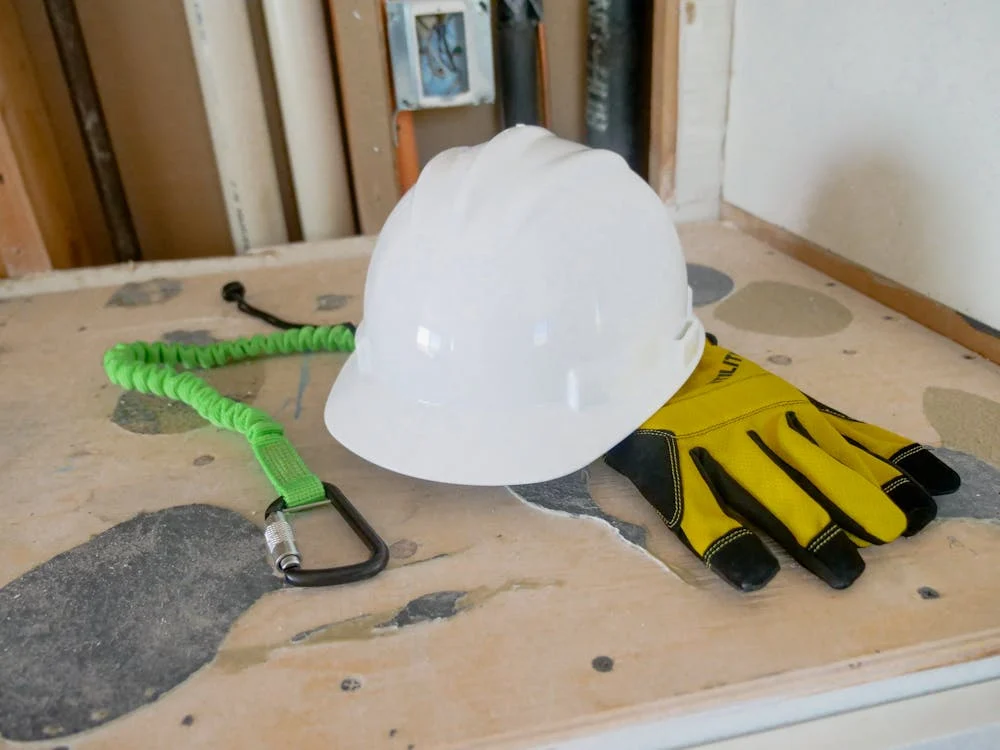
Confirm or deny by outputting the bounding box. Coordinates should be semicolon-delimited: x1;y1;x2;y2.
102;325;356;509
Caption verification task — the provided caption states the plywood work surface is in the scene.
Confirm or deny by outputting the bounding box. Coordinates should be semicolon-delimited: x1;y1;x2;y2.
1;222;999;749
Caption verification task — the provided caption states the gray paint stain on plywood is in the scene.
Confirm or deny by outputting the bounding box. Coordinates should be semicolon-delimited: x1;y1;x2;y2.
508;470;648;548
713;280;853;337
316;293;352;311
924;387;1000;469
930;447;1000;523
0;504;279;742
687;263;734;307
105;278;182;307
285;580;558;648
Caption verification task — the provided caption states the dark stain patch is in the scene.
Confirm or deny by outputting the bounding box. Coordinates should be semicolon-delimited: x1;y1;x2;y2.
181;714;194;726
766;354;792;366
288;579;557;647
193;454;215;467
111;330;264;435
383;592;466;628
928;447;1000;522
390;728;398;737
924;389;1000;469
687;263;735;307
78;325;87;332
963;354;976;360
684;0;696;24
399;552;453;568
883;315;896;321
162;329;216;346
508;470;647;548
917;586;940;600
960;314;1000;339
842;349;857;355
389;539;419;559
0;504;280;741
341;677;362;692
713;280;853;337
317;293;352;311
592;655;614;672
106;278;182;307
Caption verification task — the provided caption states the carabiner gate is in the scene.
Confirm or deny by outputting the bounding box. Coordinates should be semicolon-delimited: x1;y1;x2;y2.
263;482;389;587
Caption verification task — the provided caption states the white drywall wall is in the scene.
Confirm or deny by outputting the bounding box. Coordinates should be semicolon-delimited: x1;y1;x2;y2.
722;0;1000;331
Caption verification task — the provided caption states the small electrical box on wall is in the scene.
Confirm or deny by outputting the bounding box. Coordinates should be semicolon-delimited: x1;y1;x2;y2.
385;0;495;110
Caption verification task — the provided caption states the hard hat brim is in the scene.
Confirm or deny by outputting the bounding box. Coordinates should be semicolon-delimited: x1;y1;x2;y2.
323;316;706;487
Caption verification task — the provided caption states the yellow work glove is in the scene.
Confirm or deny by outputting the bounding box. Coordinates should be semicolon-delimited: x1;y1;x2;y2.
605;335;961;592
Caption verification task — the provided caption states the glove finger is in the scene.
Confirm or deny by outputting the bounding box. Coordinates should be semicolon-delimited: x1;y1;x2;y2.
690;444;866;590
787;411;938;537
807;395;961;495
750;418;909;545
606;430;779;592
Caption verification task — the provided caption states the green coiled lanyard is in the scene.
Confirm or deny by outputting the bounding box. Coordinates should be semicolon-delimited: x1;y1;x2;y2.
102;281;389;588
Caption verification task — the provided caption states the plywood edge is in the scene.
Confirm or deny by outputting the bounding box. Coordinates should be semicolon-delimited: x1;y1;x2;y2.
647;0;680;203
456;631;1000;750
721;202;1000;366
0;235;375;299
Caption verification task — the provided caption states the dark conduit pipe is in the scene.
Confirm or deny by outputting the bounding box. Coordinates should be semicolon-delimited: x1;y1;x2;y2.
586;0;651;176
497;0;542;127
44;0;141;264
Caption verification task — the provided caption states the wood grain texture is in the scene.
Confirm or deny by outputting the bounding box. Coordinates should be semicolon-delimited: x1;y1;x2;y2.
328;0;400;235
722;202;1000;366
541;0;587;144
13;0;246;263
648;0;680;202
1;222;999;748
0;0;89;276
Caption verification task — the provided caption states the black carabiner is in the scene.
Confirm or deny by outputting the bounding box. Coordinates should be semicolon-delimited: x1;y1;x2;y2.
263;482;389;587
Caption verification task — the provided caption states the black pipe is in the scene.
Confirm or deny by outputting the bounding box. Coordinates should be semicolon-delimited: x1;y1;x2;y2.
585;0;651;176
43;0;141;264
497;0;542;127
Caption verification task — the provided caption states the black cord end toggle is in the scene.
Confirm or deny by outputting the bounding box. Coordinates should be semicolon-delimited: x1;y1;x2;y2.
222;281;246;303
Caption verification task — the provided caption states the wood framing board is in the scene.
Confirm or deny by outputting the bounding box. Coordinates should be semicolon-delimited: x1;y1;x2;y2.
328;0;400;236
722;202;1000;366
0;0;91;276
1;221;999;749
647;0;680;202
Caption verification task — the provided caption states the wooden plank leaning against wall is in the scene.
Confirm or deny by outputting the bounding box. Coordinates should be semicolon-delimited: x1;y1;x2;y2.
647;0;681;204
2;0;674;274
328;0;401;237
0;0;91;278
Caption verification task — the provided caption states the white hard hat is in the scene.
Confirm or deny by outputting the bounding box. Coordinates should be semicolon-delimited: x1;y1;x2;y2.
324;125;704;486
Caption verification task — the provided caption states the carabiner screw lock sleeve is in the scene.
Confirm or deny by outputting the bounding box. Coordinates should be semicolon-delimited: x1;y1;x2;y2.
264;482;390;588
